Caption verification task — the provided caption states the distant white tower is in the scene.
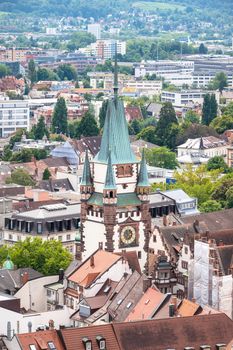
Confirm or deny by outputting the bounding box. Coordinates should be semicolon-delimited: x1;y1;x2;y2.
88;23;101;40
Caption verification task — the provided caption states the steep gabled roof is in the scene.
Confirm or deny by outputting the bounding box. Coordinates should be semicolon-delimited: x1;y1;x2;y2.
104;151;116;190
67;250;122;288
113;313;233;350
95;99;137;164
80;150;92;186
137;149;149;187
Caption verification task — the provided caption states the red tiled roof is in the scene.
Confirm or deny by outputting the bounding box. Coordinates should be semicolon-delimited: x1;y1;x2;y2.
61;324;120;350
125;287;165;321
17;330;65;350
177;298;201;317
68;250;122;288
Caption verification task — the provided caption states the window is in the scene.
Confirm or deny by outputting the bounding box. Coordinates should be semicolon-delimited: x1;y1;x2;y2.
37;223;42;234
181;260;188;269
66;234;71;241
184;246;188;254
8;233;13;240
138;251;141;259
153;235;156;242
48;342;56;350
29;345;37;350
58;236;62;241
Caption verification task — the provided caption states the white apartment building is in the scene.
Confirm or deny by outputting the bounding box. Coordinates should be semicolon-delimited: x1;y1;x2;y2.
192;72;233;88
80;40;126;59
161;90;207;107
135;60;194;77
87;23;101;40
0;100;30;138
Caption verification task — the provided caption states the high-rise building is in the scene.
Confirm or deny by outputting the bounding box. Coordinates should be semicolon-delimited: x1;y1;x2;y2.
0;100;30;138
79;58;151;270
87;23;101;40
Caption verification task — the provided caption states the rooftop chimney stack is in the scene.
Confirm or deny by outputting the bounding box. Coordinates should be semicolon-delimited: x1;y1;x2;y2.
90;255;95;267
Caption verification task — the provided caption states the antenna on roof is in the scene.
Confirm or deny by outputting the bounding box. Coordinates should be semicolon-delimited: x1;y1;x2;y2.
113;41;118;102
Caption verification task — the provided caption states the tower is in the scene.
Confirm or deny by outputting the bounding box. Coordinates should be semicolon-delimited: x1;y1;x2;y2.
80;55;151;270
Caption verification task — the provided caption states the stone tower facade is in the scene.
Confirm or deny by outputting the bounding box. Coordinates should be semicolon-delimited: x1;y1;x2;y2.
80;58;151;271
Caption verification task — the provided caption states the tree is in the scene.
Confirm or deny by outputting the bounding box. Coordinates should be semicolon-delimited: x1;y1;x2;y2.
200;200;222;213
145;147;178;169
155;102;178;149
184;110;200;124
198;43;208;54
43;168;51;180
0;238;72;275
52;97;68;134
56;64;77;81
202;94;218;125
226;186;233;208
6;169;35;186
207;156;228;172
210;115;233;134
77;111;99;138
136;126;157;144
176;123;218;146
37;67;58;81
211;72;228;93
212;176;233;204
173;165;220;205
99;100;108;129
0;63;11;78
28;59;37;85
32;116;49;140
66;31;96;51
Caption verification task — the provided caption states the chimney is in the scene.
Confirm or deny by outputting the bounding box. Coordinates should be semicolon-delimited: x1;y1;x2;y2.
171;296;177;312
218;240;224;247
59;268;64;282
143;276;152;292
163;215;167;226
169;304;175;317
193;219;199;233
49;320;54;330
21;271;29;285
90;255;95;267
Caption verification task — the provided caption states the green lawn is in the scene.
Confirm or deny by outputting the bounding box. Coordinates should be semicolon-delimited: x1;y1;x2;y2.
132;1;186;12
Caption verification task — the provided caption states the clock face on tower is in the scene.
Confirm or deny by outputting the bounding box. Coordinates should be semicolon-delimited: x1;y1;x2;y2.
120;226;136;246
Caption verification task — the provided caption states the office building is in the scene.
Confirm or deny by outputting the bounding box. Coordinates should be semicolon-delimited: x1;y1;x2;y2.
0;100;30;138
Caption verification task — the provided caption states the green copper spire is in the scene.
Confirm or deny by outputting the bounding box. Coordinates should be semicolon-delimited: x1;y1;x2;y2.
95;51;137;165
104;151;116;190
137;149;150;187
81;150;92;186
3;255;14;270
113;42;118;101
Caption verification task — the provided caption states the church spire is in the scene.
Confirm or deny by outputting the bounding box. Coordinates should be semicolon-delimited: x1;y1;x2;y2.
113;42;118;101
137;148;150;188
104;150;116;190
81;150;92;186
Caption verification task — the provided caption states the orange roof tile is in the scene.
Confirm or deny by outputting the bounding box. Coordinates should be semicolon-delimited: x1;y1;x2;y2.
61;324;120;350
177;299;201;317
125;287;165;321
68;250;122;288
17;330;65;350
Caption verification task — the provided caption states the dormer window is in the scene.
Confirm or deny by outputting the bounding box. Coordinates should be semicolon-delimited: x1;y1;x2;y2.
82;337;92;350
48;342;56;350
96;336;106;350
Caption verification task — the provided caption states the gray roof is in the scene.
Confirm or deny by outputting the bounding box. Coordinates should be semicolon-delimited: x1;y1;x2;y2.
182;208;233;232
13;203;80;221
107;271;145;322
160;189;195;204
0;268;43;294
